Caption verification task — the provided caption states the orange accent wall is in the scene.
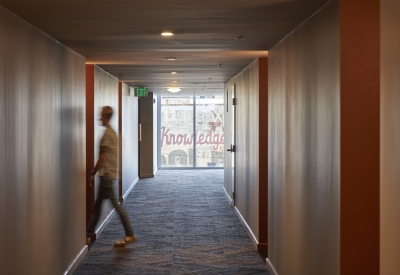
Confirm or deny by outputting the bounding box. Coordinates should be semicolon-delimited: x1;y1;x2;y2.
86;64;95;225
258;57;268;247
340;0;380;274
118;82;123;200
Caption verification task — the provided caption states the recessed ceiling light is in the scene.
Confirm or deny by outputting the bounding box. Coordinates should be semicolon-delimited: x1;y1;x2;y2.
171;72;177;74
166;57;176;60
173;80;178;83
167;87;181;93
161;32;174;36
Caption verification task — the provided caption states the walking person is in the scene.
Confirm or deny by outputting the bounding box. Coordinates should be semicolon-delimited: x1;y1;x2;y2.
86;106;137;247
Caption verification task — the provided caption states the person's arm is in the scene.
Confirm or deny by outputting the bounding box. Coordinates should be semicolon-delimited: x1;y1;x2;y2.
88;145;108;188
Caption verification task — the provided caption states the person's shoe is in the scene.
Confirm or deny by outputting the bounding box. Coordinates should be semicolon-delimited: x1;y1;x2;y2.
114;234;137;247
86;237;91;245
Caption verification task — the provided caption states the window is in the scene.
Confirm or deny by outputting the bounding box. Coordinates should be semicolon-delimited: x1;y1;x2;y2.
159;95;224;168
195;95;224;167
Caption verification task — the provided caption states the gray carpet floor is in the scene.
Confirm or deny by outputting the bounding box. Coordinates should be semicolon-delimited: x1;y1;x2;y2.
73;170;269;275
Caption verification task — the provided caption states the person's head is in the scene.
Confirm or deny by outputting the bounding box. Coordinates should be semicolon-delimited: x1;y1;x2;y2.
100;106;113;126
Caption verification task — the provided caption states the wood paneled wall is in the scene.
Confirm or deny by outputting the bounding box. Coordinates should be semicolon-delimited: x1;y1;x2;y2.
258;58;268;249
268;1;340;274
139;92;158;178
0;6;86;275
86;65;119;237
86;65;95;225
119;83;139;200
225;58;268;249
381;0;400;274
340;0;380;273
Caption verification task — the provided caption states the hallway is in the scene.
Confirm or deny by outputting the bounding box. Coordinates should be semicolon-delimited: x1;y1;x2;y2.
1;0;395;273
73;170;268;274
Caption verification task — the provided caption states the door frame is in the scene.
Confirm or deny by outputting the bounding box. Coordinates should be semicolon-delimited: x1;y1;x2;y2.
227;84;236;206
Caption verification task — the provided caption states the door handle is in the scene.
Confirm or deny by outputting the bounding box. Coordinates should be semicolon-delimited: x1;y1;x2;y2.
227;145;235;152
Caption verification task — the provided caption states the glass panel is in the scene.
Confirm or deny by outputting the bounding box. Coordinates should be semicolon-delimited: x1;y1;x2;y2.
160;96;194;167
195;95;225;167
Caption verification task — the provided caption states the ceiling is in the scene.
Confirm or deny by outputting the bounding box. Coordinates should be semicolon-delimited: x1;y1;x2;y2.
0;0;329;95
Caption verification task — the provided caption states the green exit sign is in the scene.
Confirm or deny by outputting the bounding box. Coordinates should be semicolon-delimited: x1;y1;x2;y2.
134;87;148;97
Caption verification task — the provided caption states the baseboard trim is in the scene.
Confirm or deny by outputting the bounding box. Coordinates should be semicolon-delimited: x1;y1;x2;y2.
234;207;259;249
223;187;233;204
266;258;278;275
63;245;88;275
225;189;267;252
122;177;139;201
95;208;115;238
153;167;158;175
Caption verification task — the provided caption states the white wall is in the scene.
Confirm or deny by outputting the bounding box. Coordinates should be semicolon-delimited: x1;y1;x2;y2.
268;0;340;274
92;66;119;231
0;6;86;275
225;59;262;242
121;84;139;198
139;92;157;177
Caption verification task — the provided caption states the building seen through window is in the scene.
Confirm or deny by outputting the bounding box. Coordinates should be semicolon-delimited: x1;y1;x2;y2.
160;95;224;168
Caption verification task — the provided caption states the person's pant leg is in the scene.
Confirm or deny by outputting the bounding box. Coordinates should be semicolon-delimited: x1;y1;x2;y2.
86;180;106;238
102;177;134;236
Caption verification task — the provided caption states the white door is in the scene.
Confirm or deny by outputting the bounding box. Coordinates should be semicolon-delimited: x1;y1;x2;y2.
227;84;236;205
